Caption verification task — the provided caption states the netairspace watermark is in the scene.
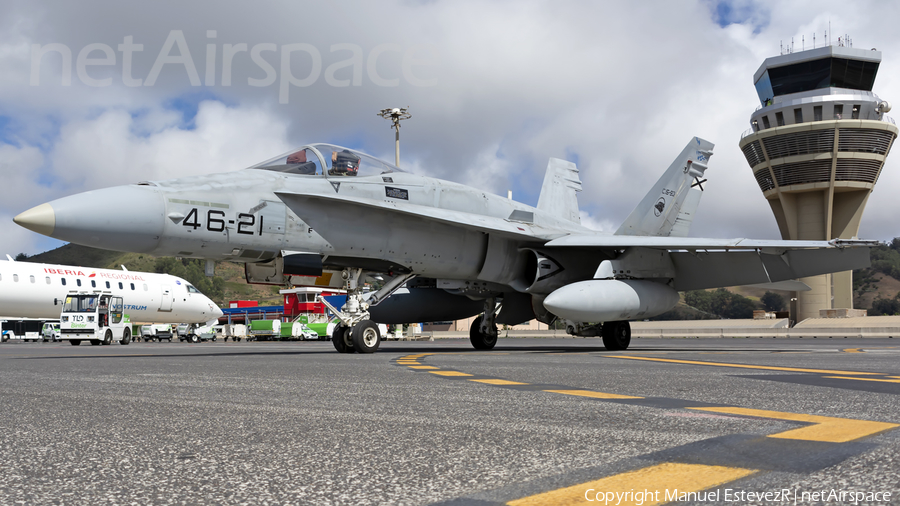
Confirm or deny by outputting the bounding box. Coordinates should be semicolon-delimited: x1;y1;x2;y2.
29;30;439;103
584;487;893;505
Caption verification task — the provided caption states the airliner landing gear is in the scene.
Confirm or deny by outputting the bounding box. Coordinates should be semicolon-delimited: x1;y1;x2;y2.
469;298;498;350
601;321;631;351
319;268;413;354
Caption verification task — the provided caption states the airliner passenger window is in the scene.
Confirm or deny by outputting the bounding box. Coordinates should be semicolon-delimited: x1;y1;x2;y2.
143;284;148;291
46;277;51;284
13;274;18;282
61;278;66;286
91;280;96;288
130;283;135;290
119;282;123;289
76;279;82;287
105;281;110;289
30;275;35;283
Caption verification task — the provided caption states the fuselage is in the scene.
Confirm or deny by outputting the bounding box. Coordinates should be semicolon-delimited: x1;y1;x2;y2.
14;144;592;290
0;260;222;323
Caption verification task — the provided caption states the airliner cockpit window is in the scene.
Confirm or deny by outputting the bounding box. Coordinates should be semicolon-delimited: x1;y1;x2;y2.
186;284;201;294
250;144;402;177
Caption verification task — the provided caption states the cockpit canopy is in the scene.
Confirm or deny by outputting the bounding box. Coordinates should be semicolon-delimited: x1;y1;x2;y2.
249;143;403;177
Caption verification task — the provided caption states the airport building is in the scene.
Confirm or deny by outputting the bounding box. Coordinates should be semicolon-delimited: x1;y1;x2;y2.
739;42;897;322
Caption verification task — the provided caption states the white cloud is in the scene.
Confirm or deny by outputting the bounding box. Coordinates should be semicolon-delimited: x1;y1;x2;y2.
3;0;900;254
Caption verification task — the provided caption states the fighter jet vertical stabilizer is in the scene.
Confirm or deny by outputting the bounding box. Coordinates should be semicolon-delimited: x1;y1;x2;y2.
615;137;713;237
536;158;582;223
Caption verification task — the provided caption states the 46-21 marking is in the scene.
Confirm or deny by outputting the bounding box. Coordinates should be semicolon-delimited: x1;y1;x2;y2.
183;208;264;235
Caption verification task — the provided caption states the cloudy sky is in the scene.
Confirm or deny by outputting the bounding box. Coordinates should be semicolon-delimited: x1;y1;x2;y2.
1;0;899;256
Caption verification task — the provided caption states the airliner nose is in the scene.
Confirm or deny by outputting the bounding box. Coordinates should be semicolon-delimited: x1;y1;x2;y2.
14;185;165;253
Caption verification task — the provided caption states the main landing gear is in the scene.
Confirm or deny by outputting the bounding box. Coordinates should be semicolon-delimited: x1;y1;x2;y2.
469;298;499;350
565;320;631;351
319;268;414;354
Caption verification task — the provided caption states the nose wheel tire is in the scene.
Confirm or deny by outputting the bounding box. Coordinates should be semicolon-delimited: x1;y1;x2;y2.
351;320;381;353
332;326;355;353
469;315;498;350
601;321;631;351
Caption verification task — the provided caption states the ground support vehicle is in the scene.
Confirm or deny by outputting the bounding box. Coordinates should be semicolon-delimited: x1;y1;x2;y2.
142;324;174;342
59;292;131;346
279;321;319;340
41;322;60;342
217;324;246;342
1;319;46;342
177;323;217;343
247;320;281;341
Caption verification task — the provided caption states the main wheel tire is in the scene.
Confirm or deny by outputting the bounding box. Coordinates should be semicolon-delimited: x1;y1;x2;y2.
70;340;81;346
90;340;100;346
469;315;498;350
121;328;131;345
351;320;381;353
102;329;113;345
601;321;631;351
332;326;354;353
189;334;200;343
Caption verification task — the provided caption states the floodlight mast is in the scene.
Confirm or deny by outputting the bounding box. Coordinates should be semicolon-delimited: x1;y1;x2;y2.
377;107;411;166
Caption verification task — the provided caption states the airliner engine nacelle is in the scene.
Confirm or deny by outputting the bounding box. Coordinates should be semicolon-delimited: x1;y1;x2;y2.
542;279;679;322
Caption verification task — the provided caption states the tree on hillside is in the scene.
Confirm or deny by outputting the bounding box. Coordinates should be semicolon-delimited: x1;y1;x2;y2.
14;253;28;261
870;295;900;316
760;291;786;312
684;288;757;319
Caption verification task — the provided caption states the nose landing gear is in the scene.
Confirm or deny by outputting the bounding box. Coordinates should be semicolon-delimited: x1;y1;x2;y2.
319;268;414;354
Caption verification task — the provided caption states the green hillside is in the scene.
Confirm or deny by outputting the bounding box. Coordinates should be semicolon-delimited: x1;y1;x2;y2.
17;239;900;316
21;244;282;307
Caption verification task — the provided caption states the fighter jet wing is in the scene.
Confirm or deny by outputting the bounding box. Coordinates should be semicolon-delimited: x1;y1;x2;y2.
545;235;879;250
545;234;873;291
275;191;562;244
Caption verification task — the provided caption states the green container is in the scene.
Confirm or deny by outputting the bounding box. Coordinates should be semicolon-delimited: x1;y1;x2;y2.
249;320;281;332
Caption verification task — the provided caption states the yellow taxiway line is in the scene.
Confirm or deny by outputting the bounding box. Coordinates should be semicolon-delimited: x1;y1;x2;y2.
507;462;756;506
690;407;899;443
610;355;883;376
544;389;643;400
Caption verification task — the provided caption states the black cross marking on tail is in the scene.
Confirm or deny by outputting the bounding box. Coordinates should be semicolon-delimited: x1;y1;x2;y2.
692;177;707;191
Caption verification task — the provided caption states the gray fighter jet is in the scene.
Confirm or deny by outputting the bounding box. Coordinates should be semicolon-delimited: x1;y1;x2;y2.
14;138;873;353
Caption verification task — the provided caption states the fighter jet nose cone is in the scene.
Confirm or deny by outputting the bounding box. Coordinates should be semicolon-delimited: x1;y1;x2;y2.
14;203;56;236
20;186;165;253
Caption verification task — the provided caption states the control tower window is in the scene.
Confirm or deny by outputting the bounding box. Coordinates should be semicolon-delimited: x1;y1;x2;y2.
762;116;771;129
764;57;879;98
834;104;844;120
794;108;803;124
775;111;785;127
852;105;860;120
814;106;823;121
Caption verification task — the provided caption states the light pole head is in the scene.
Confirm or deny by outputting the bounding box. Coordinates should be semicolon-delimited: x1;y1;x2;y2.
378;106;412;131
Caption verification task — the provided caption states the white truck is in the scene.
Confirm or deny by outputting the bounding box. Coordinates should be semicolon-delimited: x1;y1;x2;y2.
59;292;132;346
141;323;174;342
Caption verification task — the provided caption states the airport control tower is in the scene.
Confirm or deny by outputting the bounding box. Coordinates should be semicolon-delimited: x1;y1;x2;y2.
739;42;897;322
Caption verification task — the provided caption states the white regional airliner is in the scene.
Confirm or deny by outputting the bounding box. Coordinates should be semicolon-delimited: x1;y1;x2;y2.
0;257;222;323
